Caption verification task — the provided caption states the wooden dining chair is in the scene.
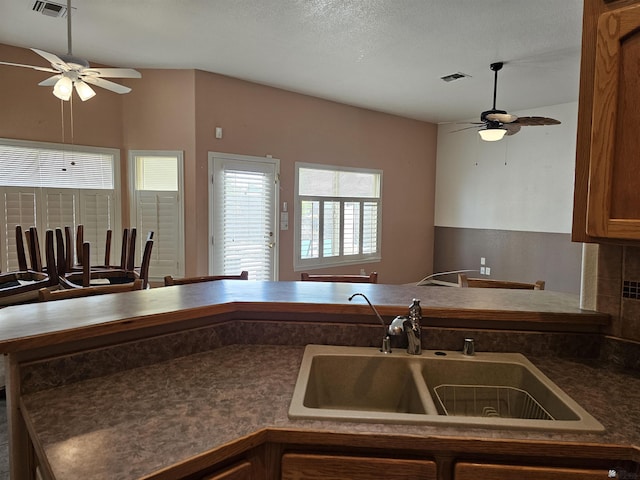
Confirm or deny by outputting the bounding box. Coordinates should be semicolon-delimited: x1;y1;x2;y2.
457;273;545;290
38;278;143;302
300;272;378;283
62;236;154;289
164;271;249;286
0;229;58;306
63;225;130;275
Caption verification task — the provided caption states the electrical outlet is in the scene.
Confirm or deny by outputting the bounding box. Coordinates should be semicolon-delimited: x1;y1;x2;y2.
485;267;491;276
480;257;486;265
480;266;485;275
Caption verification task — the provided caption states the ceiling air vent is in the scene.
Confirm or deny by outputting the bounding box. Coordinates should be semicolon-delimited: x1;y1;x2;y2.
441;72;471;83
31;0;67;18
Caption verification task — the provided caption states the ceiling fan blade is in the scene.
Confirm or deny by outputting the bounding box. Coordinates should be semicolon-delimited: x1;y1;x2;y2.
38;74;62;86
82;76;132;94
504;123;522;136
485;112;518;124
82;67;141;79
0;61;58;73
516;116;561;126
449;125;483;133
30;48;69;71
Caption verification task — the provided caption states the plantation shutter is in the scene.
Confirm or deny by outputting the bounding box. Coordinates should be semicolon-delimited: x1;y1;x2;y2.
2;189;38;271
79;191;115;265
43;189;77;229
130;151;184;280
136;190;180;278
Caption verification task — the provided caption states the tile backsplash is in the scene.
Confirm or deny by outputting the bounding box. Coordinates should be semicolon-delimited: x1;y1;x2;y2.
597;244;640;342
20;320;605;395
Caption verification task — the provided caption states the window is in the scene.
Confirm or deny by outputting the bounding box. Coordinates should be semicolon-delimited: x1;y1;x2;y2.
295;163;382;270
129;151;184;280
0;138;120;271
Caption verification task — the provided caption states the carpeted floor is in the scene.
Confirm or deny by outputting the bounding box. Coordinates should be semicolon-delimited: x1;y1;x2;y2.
0;399;8;479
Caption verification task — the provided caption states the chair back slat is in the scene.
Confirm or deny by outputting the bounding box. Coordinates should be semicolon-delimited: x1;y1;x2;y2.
300;272;378;283
15;226;28;271
104;229;113;267
27;227;43;272
39;279;143;302
457;274;545;290
75;224;84;266
164;271;248;286
126;228;137;272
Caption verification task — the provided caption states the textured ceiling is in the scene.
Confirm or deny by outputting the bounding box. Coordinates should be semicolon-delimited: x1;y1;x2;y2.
0;0;583;123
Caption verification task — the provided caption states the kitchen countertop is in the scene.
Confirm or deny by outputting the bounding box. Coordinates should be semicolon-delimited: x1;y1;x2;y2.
21;344;640;480
0;282;608;353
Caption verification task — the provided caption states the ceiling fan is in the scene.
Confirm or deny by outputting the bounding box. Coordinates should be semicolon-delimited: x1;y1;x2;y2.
0;0;140;101
458;62;561;141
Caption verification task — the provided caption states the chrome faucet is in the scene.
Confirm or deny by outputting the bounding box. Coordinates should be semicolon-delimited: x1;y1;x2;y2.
389;298;422;355
348;293;391;354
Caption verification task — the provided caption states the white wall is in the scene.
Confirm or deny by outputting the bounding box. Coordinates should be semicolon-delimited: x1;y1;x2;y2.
434;102;578;234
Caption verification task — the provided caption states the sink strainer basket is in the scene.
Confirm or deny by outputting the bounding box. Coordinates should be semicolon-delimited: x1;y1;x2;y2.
433;384;555;420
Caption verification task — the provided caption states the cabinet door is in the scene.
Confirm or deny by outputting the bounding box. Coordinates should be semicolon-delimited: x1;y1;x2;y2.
201;460;252;480
455;462;611;480
281;453;437;480
587;3;640;239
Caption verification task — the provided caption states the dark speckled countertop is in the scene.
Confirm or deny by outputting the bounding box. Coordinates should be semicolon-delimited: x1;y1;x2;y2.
21;345;640;480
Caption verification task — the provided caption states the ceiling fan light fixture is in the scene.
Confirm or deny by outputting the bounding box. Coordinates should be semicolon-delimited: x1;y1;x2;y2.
0;0;141;102
52;75;72;101
74;79;96;101
478;127;506;142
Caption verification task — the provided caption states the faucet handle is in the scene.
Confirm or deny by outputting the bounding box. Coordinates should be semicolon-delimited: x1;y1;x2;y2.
463;338;475;356
388;315;408;335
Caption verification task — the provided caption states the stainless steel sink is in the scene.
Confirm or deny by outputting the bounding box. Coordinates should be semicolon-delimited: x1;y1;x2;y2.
288;345;604;432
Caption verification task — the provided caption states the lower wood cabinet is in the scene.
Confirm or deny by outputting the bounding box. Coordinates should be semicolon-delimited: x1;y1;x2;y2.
281;453;437;480
454;462;612;480
201;460;253;480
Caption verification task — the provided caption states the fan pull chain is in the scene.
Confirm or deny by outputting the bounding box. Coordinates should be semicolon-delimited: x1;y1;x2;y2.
69;93;75;144
60;99;65;144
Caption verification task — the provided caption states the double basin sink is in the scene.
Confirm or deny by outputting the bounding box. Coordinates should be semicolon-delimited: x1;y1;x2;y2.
288;345;604;432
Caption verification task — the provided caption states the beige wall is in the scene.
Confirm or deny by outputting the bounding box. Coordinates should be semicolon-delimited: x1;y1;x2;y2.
0;43;437;284
121;69;197;249
193;70;437;282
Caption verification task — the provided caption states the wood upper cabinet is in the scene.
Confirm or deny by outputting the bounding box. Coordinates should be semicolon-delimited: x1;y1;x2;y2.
575;0;640;240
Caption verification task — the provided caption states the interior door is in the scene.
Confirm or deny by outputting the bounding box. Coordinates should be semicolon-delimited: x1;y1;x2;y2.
209;152;279;281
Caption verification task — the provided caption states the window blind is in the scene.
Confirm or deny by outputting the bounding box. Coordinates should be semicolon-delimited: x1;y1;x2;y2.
0;144;115;189
215;165;274;281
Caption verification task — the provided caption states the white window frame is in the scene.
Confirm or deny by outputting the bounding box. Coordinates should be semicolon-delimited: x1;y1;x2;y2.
0;137;121;272
128;150;185;280
294;162;382;271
